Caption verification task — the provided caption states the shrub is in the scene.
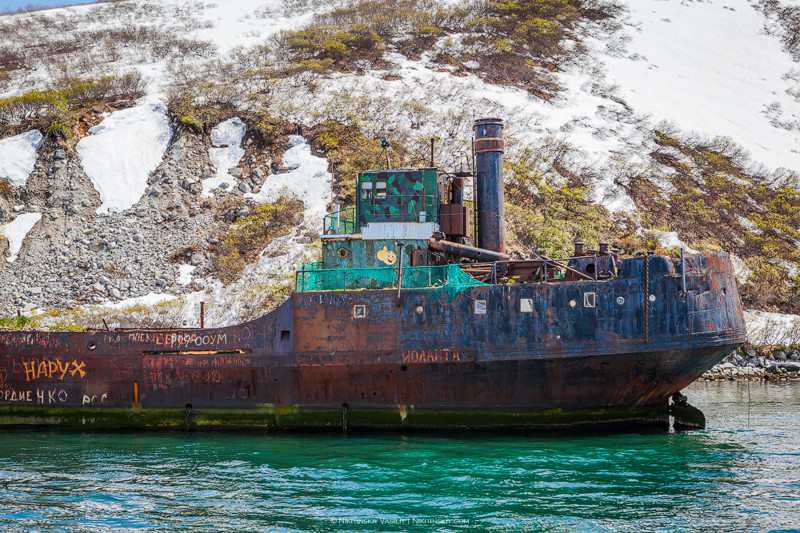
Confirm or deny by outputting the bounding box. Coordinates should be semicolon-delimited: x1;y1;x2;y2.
309;119;428;207
212;198;305;283
0;72;145;133
0;315;38;330
0;177;12;198
506;183;616;258
628;129;800;313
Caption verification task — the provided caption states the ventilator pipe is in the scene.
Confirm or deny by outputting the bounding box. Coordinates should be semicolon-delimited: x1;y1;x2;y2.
428;237;511;262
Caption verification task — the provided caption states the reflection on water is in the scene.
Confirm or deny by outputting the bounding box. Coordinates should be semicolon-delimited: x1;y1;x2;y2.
0;382;798;532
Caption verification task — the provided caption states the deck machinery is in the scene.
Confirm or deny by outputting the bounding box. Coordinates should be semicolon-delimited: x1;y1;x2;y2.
0;119;747;431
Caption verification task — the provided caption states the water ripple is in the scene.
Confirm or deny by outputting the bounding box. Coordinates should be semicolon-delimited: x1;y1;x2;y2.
0;382;798;532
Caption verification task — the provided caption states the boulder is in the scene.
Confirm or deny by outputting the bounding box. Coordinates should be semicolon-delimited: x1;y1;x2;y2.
780;362;800;372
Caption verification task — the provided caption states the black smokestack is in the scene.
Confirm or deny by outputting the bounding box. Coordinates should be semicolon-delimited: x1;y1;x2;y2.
473;118;505;253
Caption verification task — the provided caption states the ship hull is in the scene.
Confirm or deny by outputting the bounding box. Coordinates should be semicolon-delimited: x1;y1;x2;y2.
0;252;747;431
0;344;737;431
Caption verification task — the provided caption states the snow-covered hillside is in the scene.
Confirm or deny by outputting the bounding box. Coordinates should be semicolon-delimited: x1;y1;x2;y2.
1;0;799;344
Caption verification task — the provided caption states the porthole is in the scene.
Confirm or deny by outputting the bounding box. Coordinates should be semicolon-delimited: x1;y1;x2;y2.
569;299;577;308
585;263;595;275
616;296;625;305
415;305;424;315
88;341;97;350
649;294;657;302
337;247;348;258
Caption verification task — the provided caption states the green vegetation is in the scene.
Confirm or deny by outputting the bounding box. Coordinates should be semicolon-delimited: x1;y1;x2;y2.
0;72;145;138
625;130;800;313
213;198;305;284
309;120;426;207
274;0;620;95
0;315;37;329
503;147;640;258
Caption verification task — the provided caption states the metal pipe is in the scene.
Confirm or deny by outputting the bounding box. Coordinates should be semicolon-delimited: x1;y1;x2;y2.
471;133;476;243
200;302;205;329
539;255;595;281
396;243;404;305
451;176;464;204
428;238;511;262
474;118;505;253
430;137;435;167
681;248;687;294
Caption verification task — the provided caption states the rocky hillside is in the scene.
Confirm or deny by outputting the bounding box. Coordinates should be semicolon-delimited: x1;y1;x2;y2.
1;0;800;345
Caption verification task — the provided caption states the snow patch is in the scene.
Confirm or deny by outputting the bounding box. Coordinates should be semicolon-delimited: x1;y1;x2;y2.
0;212;42;262
592;178;638;214
104;292;176;310
745;310;800;346
651;230;698;254
246;135;331;228
76;97;172;214
177;264;196;286
601;0;800;172
203;117;247;197
730;254;753;286
0;130;43;187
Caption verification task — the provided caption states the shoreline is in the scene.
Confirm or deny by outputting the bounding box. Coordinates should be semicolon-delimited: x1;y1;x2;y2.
699;347;800;382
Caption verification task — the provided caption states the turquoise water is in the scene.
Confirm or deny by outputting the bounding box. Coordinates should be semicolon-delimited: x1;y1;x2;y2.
1;382;798;532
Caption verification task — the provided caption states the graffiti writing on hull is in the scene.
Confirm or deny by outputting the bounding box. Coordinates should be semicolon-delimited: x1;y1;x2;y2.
19;358;87;381
2;388;68;404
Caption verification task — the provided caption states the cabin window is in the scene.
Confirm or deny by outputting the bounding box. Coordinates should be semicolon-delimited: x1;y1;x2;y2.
520;298;533;313
375;181;387;199
474;300;487;315
353;304;367;319
360;181;373;200
280;330;290;341
584;292;596;308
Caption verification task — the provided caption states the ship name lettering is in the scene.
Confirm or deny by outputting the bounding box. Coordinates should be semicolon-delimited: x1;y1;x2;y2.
21;358;87;382
402;350;461;364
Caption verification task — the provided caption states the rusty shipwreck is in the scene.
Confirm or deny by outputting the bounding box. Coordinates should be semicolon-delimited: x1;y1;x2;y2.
0;118;747;431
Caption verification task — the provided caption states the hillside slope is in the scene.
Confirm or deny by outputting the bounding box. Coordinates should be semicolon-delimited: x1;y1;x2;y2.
0;0;799;344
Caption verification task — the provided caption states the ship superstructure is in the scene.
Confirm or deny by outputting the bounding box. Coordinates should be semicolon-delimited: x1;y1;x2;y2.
0;119;747;431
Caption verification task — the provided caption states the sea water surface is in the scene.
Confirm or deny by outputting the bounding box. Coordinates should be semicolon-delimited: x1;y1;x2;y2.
1;382;798;532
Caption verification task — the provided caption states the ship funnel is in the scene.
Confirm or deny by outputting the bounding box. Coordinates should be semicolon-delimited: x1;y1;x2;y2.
474;118;505;254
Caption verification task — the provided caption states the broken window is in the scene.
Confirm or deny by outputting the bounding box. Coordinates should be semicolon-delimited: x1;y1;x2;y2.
360;181;373;200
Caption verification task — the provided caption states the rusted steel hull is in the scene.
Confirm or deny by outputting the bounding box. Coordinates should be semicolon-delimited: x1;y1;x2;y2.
0;252;747;431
